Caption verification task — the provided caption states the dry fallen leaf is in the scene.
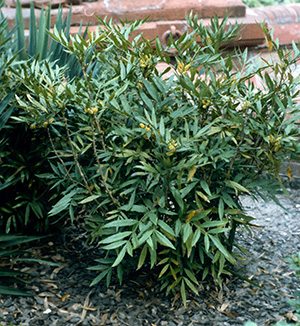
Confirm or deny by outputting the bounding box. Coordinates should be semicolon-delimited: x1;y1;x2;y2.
207;303;216;310
43;297;49;310
76;290;93;325
218;302;230;312
192;300;201;308
50;264;67;279
37;292;55;297
285;311;300;322
111;312;117;321
62;294;71;302
82;306;97;311
13;310;21;318
171;293;180;306
217;290;223;303
101;313;108;323
51;254;65;262
222;311;238;318
138;291;145;299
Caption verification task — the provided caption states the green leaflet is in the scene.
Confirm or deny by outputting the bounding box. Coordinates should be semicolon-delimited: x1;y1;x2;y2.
103;219;138;229
100;231;132;244
155;231;176;250
209;234;235;264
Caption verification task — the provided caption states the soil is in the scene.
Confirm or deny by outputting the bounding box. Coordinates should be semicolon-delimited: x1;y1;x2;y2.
1;187;300;326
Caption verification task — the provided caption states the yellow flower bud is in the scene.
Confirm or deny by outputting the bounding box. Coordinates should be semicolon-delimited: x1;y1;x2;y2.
168;144;175;151
268;135;275;144
43;121;49;128
85;108;94;115
177;61;191;74
274;144;281;152
140;54;151;68
242;101;251;110
167;139;178;155
140;123;145;129
206;35;212;45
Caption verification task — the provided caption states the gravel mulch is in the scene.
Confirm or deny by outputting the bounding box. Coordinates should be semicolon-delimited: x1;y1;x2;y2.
1;188;300;326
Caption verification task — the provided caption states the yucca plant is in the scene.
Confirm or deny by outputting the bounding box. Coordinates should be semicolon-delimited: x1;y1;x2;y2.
13;0;90;77
14;1;68;69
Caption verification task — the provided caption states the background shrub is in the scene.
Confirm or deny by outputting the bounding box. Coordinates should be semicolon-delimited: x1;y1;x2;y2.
242;0;300;8
10;14;300;303
0;1;88;233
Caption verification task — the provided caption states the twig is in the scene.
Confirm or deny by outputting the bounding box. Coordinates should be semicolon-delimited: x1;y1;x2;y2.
227;115;249;178
63;115;93;196
94;117;106;152
91;120;119;208
47;127;76;185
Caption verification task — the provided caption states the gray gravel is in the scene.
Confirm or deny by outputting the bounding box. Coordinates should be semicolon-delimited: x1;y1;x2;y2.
0;188;300;326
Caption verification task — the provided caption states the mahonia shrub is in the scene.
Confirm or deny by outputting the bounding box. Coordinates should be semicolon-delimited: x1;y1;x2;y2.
14;15;300;303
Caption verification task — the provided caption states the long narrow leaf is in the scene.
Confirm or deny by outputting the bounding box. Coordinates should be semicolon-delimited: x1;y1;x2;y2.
15;0;26;59
0;285;33;296
28;2;37;57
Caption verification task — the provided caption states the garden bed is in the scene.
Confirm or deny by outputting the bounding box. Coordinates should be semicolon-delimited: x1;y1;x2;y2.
1;190;300;326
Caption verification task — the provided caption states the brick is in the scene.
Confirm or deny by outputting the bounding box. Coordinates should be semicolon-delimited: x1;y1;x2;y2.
34;0;69;9
61;0;248;24
202;0;246;18
272;23;300;45
3;0;265;49
1;7;41;29
252;4;300;25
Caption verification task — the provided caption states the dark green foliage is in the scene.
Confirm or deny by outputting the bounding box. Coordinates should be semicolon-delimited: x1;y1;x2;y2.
0;1;88;233
0;121;55;233
0;233;46;296
0;7;54;232
13;13;300;304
